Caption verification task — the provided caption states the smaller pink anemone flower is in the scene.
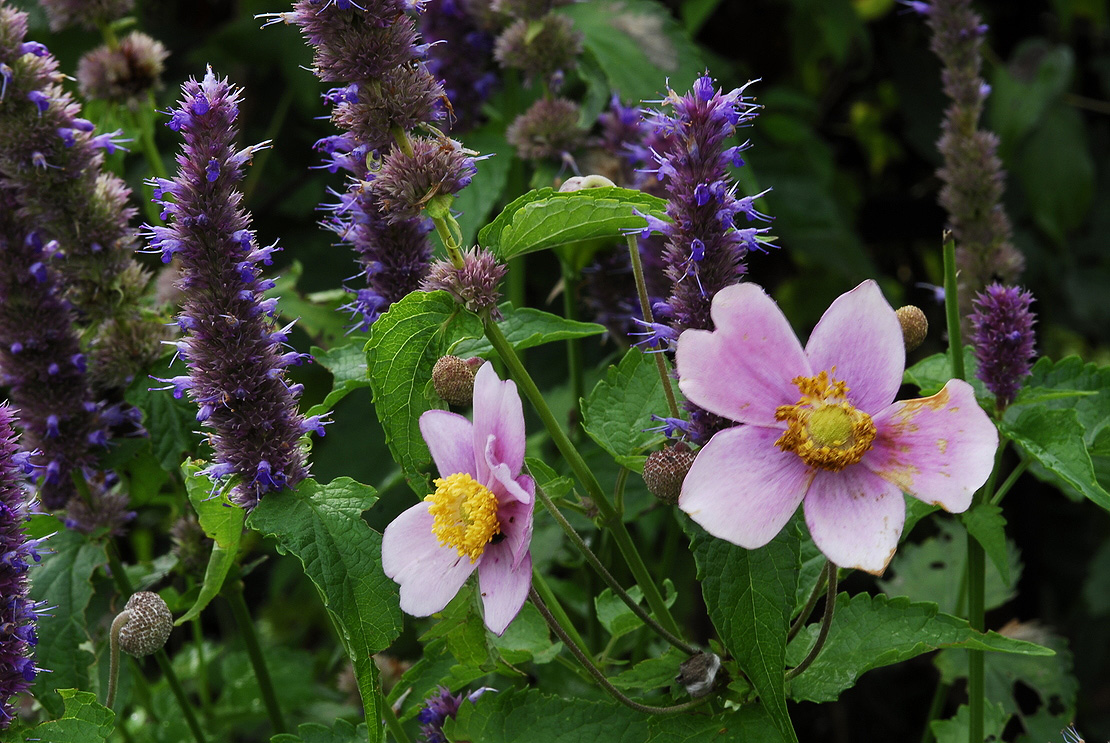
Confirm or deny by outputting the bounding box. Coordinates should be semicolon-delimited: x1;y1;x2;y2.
675;281;998;574
382;363;534;635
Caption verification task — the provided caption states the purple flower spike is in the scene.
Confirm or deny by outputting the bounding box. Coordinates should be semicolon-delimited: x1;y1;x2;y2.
417;685;492;743
969;284;1036;409
675;281;998;574
0;405;47;728
152;68;314;509
382;363;534;635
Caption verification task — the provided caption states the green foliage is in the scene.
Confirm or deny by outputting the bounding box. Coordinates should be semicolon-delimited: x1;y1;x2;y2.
271;720;369;743
960;502;1010;585
29;530;105;718
451;305;606;358
478;187;669;260
581;348;680;473
785;593;1052;703
364;291;483;493
247;478;402;743
124;354;203;471
687;520;800;743
19;690;114;743
307;341;373;419
930;701;1009;743
176;463;245;624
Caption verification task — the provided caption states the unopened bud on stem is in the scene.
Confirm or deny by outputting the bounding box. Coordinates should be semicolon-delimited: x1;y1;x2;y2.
895;305;928;352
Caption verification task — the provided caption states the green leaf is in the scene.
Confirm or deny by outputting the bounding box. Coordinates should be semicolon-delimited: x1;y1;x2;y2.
929;701;1009;743
988;41;1074;149
124;354;202;471
270;720;368;743
364;291;483;493
559;0;705;105
1014;105;1094;243
785;593;1053;703
478;187;669;261
581;348;680;473
247;478;403;743
902;348;986;398
609;647;684;692
687;520;800;743
645;705;790;743
451;305;606;358
595;585;647;640
307;341;372;418
446;688;651;742
1012;356;1110;445
960;502;1010;585
491;601;562;666
22;690;114;743
878;518;1021;613
1000;406;1110;512
29;531;105;718
525;457;574;500
176;462;245;625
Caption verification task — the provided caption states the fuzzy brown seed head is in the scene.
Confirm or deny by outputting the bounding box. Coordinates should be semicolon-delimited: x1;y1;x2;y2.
642;443;695;505
432;356;477;407
118;591;173;657
896;305;928;352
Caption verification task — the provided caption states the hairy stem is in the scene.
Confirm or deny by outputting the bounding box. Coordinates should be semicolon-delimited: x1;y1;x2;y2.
785;562;838;681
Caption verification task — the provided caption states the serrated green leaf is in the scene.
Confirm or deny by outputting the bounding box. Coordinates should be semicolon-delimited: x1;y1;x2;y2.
687;520;800;743
581;348;680;474
307;341;372;418
491;601;561;666
124;354;203;471
559;0;705;104
525;457;574;500
644;705;789;743
1000;406;1110;512
478;187;668;260
785;593;1053;703
451;305;606;357
247;478;402;743
595;585;647;640
270;719;367;743
446;688;651;742
23;689;115;743
364;291;483;493
878;518;1021;613
1012;357;1110;443
609;647;684;692
929;701;1009;743
902;348;986;398
176;462;245;625
961;502;1010;585
29;532;104;718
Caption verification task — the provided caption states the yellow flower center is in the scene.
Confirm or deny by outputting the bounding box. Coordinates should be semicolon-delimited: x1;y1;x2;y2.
425;472;501;562
774;371;876;471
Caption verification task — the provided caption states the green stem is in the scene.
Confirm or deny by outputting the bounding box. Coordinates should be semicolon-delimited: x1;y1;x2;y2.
787;560;829;642
625;235;680;418
482;313;683;638
430;214;465;267
191;618;212;718
152;651;208;743
532;568;589;653
560;259;584;433
224;581;287;734
785;562;838;681
106;610;129;708
529;587;710;715
534;484;698;655
613;467;629;519
942;232;965;383
382;698;413;743
990;460;1029;506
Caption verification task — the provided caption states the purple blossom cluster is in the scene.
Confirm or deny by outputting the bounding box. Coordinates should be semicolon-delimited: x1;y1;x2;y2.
969;283;1036;409
417;685;489;742
269;0;480;329
146;69;319;509
0;3;161;392
914;0;1023;315
420;0;499;132
0;404;46;728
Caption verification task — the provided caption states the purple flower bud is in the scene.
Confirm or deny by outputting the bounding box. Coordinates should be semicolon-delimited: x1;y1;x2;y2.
969;284;1036;409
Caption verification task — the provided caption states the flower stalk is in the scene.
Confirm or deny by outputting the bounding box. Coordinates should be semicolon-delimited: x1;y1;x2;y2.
224;578;286;735
784;561;838;681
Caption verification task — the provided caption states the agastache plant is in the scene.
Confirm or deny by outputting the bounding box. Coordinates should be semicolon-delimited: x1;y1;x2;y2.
266;1;478;328
969;283;1036;410
147;68;319;509
916;0;1023;316
0;404;45;728
0;2;162;393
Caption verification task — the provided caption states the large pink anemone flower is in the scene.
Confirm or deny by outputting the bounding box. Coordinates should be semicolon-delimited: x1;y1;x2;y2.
382;363;534;635
675;281;998;574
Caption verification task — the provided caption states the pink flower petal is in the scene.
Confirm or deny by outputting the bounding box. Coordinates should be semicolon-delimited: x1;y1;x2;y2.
485;441;534;505
496;493;534;568
420;409;476;479
864;379;998;514
804;280;904;415
804;466;905;575
676;283;811;426
478;545;532;635
471;363;526;476
679;425;814;548
382;503;476;616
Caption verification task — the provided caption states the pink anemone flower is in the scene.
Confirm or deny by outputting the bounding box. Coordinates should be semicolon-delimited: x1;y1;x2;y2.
382;363;534;635
675;280;998;574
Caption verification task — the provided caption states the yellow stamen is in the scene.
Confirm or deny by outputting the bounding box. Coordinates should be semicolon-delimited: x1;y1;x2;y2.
425;472;501;562
775;370;876;471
